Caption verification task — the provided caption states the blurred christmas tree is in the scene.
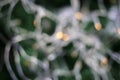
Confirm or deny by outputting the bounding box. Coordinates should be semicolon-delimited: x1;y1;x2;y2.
0;0;120;80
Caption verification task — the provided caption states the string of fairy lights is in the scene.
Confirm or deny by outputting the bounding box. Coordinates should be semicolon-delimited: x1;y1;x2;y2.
0;0;120;80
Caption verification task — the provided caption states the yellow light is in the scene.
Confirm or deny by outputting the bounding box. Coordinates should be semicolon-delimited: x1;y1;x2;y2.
74;12;83;20
56;32;63;39
94;23;102;31
63;34;69;41
56;32;69;41
100;57;108;66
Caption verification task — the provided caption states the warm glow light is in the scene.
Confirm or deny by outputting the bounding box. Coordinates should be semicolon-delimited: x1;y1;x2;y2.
100;58;108;66
56;32;63;39
63;34;69;41
56;32;69;41
94;23;102;31
74;12;83;20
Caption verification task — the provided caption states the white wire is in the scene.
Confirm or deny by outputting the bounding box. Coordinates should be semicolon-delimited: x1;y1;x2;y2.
4;42;18;80
14;48;31;80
